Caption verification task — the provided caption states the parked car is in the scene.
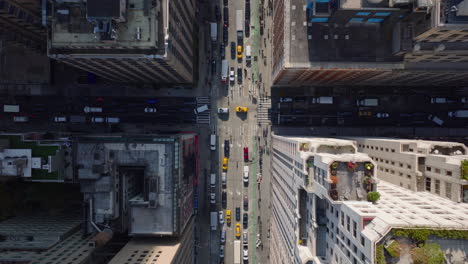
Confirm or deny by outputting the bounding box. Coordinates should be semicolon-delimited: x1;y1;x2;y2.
210;191;216;204
223;25;228;44
230;42;236;59
54;116;67;122
236;207;241;221
220;43;225;59
243;231;248;245
235;223;241;238
144;107;157;113
221;229;226;244
226;210;231;225
91;117;104;123
376;113;389;118
218;108;229;114
220;245;225;258
224;140;230;157
219;210;224;225
222;191;227;208
211;60;217;73
222;172;227;188
229;67;235;84
243;248;249;260
237;45;243;59
222;157;228;171
243;195;248;211
223;6;229;26
243;213;248;228
243;147;249;161
237;67;242;84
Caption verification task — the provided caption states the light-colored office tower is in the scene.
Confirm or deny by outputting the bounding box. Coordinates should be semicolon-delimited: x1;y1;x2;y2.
350;137;468;203
108;217;195;264
271;0;468;86
270;135;468;264
48;0;195;84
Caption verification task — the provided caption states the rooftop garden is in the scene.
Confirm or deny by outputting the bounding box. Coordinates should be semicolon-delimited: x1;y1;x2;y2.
461;160;468;181
0;135;58;159
376;228;468;264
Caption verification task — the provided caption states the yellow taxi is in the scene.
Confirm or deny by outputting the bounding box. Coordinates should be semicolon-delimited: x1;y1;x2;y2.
226;210;231;225
222;157;229;171
237;45;243;58
235;223;241;239
236;106;248;113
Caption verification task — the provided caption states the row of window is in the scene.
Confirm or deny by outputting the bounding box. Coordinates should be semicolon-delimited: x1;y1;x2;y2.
426;166;453;177
359;144;396;153
368;155;412;170
425;177;452;199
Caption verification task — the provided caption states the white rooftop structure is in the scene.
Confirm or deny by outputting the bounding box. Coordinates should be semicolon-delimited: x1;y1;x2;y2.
0;149;31;177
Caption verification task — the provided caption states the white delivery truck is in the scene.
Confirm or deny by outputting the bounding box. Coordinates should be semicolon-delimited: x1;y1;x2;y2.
221;60;228;83
236;10;243;41
357;98;379;107
448;110;468;118
246;45;251;63
211;211;218;231
210;134;216;150
210;23;217;42
4;105;19;112
234;240;241;264
210;173;216;188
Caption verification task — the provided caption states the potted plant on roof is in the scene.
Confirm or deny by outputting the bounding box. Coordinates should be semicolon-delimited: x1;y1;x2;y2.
367;191;380;204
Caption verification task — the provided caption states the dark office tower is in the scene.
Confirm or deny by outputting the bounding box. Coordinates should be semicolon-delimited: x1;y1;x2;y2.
0;0;46;52
272;0;468;86
48;0;195;84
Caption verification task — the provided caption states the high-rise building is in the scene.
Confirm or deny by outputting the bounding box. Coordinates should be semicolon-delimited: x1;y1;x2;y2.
108;217;195;264
0;0;46;52
349;137;468;203
48;0;195;84
270;135;468;264
75;133;197;237
272;0;468;86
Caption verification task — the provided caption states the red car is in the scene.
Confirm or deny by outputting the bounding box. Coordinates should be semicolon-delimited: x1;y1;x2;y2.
243;147;249;162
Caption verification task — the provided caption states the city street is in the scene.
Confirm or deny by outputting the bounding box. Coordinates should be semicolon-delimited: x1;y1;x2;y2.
195;0;273;263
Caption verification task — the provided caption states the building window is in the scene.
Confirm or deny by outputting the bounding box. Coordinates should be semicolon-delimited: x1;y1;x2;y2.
435;180;440;194
346;216;350;231
407;175;411;179
447;171;452;176
341;212;344;226
353;221;357;237
361;252;366;261
435;168;441;174
353;244;357;253
446;183;452;199
360;236;365;246
425;177;431;191
408;164;412;169
426;166;431;171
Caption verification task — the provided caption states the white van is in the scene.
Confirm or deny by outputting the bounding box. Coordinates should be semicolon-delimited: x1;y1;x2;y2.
243;166;249;183
194;104;209;114
312;96;333;104
357;98;378;107
54;116;67;122
221;172;227;187
246;45;251;63
210;173;216;188
210;134;216;150
91;117;104;123
106;117;120;123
